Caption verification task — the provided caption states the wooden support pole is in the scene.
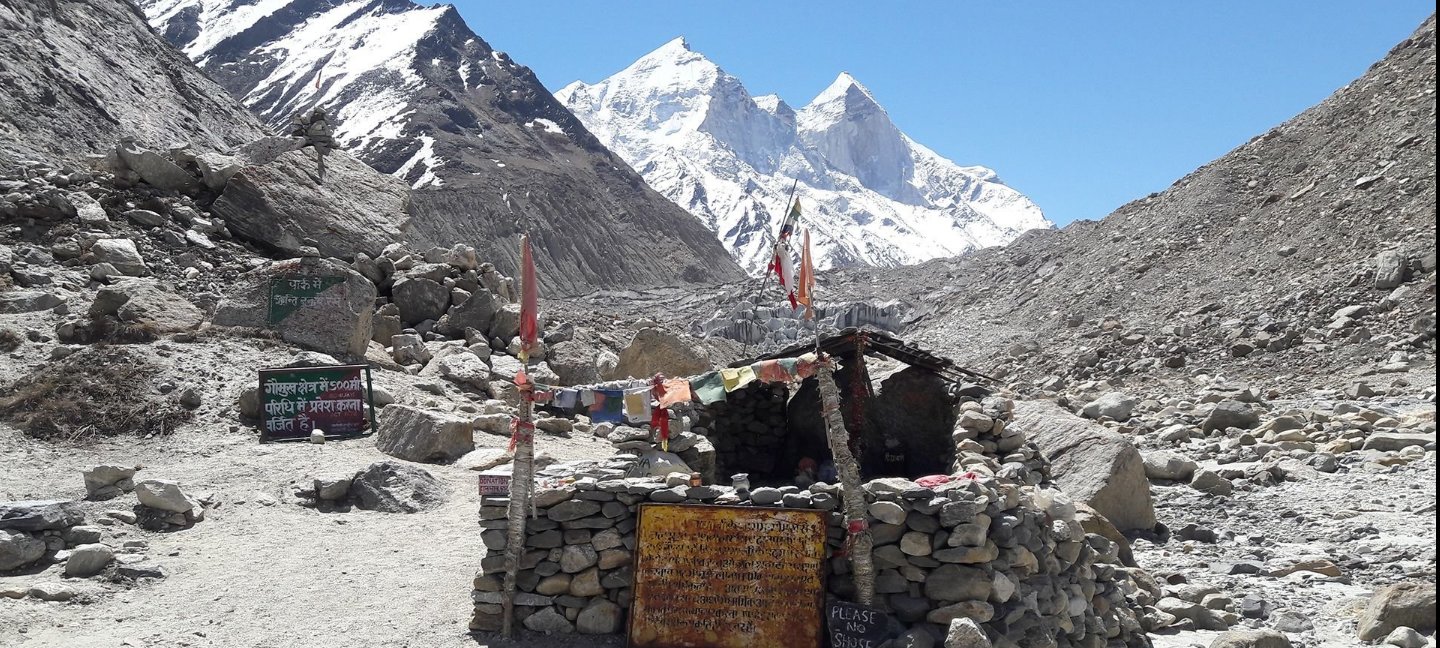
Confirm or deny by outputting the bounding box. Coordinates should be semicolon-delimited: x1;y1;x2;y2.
500;384;535;637
816;356;875;605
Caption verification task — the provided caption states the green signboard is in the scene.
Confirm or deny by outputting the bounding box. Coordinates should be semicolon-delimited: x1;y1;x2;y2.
267;275;346;325
258;364;375;442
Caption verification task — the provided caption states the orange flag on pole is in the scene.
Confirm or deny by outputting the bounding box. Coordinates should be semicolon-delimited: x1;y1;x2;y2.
797;228;816;320
517;235;539;363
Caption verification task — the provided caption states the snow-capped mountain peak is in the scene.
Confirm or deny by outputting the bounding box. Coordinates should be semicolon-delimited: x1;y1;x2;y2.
559;39;1052;272
139;1;746;292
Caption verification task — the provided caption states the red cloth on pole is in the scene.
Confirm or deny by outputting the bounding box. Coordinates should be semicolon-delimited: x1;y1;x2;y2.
518;235;539;361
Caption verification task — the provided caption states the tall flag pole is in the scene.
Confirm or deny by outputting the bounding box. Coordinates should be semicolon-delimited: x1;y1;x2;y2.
501;234;539;638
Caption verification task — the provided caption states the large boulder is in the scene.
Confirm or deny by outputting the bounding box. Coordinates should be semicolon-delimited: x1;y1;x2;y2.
489;303;521;341
391;277;449;326
209;148;410;259
0;500;84;532
1357;581;1436;641
606;327;712;380
88;280;204;333
1;529;47;570
212;257;375;358
1209;629;1291;648
1080;392;1137;421
90;238;147;276
117;144;199;193
350;461;448;513
375;405;474;463
1202;400;1261;432
546;342;604;386
436;289;498;337
1011;400;1156;531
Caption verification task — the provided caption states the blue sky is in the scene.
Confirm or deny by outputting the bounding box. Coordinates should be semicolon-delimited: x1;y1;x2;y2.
435;1;1432;226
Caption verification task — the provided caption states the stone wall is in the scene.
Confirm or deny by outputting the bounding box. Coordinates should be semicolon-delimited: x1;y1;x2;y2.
697;381;791;482
470;469;1155;647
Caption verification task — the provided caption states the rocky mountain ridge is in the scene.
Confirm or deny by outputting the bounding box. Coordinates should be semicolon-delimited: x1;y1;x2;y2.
556;38;1052;272
140;0;746;294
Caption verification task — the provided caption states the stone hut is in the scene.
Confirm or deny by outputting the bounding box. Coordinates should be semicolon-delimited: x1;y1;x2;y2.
702;328;997;485
469;330;1156;647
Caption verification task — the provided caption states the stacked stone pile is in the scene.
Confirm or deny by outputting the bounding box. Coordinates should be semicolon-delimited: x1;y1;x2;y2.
469;471;1156;647
950;393;1051;487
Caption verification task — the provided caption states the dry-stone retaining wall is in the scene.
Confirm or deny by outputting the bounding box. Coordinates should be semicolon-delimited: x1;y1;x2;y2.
470;471;1154;647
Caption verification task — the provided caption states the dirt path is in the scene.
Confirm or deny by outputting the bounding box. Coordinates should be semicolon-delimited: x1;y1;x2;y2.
0;415;622;648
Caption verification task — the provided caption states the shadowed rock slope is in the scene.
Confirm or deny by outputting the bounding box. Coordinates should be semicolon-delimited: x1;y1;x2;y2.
0;0;263;167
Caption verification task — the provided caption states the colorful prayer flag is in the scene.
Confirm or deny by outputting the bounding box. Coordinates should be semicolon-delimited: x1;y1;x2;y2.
777;198;801;241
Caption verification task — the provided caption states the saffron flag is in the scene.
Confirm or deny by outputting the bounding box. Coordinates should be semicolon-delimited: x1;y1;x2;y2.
517;234;539;362
797;228;816;319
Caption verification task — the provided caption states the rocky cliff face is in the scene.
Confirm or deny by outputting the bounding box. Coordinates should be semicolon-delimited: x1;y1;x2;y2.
140;0;745;294
0;0;263;167
556;39;1052;272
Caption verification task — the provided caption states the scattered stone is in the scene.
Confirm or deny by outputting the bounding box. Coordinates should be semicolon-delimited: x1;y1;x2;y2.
350;461;448;513
1080;392;1138;420
82;465;138;500
134;479;200;514
90;238;147;276
63;543;114;577
27;582;77;602
1142;450;1197;482
1202;401;1261;432
1190;469;1234;496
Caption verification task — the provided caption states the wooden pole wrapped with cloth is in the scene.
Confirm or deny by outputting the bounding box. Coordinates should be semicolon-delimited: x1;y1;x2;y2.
798;227;875;605
500;234;540;637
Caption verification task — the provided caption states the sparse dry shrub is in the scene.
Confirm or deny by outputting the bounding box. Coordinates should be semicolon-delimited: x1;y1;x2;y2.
0;328;20;352
0;345;191;441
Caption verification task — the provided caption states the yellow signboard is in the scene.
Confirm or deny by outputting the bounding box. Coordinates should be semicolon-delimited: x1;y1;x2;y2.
628;504;827;648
